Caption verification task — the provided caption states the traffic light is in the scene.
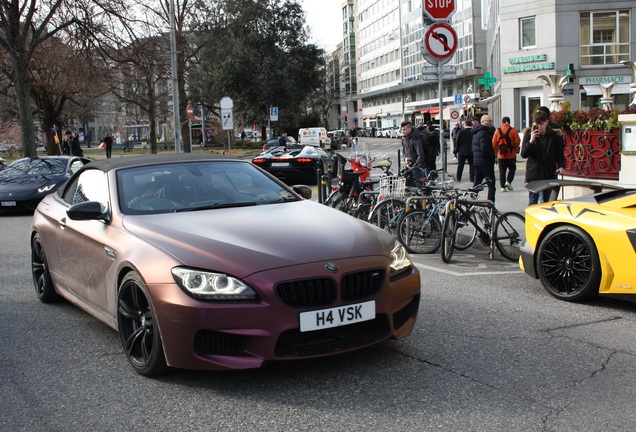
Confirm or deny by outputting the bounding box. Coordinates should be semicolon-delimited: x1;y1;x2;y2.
463;107;468;118
566;63;576;83
344;113;348;120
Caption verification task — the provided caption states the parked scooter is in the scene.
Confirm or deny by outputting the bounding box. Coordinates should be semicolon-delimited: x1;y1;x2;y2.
323;141;393;212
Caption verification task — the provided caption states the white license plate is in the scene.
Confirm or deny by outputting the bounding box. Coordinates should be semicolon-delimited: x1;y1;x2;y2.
299;300;375;332
1;201;16;207
271;162;289;167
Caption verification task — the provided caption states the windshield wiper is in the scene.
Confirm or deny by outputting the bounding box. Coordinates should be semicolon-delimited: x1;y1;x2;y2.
175;202;257;212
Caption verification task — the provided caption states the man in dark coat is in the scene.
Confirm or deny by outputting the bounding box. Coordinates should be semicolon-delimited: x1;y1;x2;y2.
66;131;82;157
521;110;566;205
454;120;473;182
400;120;431;182
472;115;496;202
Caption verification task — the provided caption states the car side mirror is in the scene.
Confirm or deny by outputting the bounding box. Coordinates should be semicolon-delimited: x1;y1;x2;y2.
292;185;312;200
67;201;106;221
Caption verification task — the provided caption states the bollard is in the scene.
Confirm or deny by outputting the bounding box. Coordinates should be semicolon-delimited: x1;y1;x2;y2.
316;168;323;203
321;173;329;204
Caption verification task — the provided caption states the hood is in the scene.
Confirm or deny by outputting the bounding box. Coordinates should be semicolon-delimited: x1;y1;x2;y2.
0;173;64;191
122;200;394;278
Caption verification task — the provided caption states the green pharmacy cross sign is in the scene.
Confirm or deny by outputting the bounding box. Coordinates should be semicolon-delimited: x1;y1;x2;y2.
478;72;497;90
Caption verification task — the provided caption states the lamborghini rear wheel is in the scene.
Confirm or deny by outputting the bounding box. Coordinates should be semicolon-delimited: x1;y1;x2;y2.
536;226;600;302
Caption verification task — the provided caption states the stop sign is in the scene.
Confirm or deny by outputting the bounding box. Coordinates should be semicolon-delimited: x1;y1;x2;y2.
423;0;456;21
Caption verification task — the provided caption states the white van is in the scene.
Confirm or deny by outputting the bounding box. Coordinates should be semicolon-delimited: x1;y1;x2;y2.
298;127;330;149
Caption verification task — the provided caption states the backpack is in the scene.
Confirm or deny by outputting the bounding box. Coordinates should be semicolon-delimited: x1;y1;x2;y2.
496;127;513;156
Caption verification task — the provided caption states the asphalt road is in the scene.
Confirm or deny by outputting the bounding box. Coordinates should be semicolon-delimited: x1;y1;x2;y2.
3;148;636;431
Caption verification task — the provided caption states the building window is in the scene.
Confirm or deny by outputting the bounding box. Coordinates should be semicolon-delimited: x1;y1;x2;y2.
519;17;535;49
580;10;630;66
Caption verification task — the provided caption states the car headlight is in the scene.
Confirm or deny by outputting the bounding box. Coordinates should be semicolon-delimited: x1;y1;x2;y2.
390;240;413;277
38;184;56;194
172;267;257;300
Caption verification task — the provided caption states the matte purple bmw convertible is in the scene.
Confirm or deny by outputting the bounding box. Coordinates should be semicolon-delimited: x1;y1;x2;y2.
31;154;420;375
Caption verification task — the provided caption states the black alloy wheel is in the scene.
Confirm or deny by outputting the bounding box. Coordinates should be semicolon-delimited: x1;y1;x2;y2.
117;272;169;376
536;226;600;302
31;233;60;303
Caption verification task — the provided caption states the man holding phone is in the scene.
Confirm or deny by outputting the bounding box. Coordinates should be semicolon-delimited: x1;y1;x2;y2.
520;110;566;205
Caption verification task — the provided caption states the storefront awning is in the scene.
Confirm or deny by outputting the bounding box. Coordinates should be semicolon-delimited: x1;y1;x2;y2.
414;108;440;114
582;84;631;96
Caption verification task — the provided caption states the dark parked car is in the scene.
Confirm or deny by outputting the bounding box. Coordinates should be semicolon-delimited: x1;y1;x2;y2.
252;144;338;184
30;154;421;375
0;156;90;212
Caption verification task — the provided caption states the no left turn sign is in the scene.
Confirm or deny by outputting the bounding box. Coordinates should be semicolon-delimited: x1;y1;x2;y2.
424;23;458;60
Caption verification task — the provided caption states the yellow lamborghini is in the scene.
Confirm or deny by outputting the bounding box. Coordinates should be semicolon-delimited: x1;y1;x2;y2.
519;180;636;302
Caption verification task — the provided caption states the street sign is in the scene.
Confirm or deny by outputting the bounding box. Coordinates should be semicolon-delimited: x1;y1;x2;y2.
454;94;463;104
423;0;456;21
221;109;233;131
424;23;457;61
270;106;278;121
219;96;233;109
421;65;456;81
186;103;193;118
450;109;460;120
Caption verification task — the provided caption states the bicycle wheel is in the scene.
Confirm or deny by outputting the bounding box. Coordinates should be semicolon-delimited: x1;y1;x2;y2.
397;209;442;254
332;194;356;215
453;208;477;251
441;208;458;263
368;198;406;234
323;190;341;207
353;203;372;221
493;211;525;261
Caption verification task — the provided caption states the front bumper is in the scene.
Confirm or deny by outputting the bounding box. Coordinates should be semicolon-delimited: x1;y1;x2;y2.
148;256;421;371
518;238;537;279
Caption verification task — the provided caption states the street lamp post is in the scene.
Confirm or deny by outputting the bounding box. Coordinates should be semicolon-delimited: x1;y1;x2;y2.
169;0;181;153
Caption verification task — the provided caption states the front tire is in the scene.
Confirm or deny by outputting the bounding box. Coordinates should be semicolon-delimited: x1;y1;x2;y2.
31;233;60;303
117;272;169;376
536;226;600;302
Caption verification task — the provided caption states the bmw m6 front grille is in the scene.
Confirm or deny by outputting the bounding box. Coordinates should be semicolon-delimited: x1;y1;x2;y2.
274;269;385;308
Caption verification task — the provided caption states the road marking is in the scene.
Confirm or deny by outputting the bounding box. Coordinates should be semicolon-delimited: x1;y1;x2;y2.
414;262;522;276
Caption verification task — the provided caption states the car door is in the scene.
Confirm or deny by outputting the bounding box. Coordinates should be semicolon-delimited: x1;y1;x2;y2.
54;169;114;315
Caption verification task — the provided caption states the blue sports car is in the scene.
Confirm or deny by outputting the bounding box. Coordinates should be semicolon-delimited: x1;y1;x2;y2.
0;156;90;212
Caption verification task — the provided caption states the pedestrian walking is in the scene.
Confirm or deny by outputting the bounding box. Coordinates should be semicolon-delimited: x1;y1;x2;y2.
454;120;473;182
520;110;566;205
472;115;496;202
492;116;521;192
423;122;440;174
102;134;114;159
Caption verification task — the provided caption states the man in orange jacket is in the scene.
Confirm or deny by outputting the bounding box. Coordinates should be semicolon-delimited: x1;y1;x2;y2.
492;116;521;192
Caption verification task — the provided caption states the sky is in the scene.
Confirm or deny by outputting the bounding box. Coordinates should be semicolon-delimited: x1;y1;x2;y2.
302;0;344;51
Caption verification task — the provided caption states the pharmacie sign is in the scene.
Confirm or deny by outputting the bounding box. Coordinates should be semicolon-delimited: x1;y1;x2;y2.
502;54;555;74
580;76;631;84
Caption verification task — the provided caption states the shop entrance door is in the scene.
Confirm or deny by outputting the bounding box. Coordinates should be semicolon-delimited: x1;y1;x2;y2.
520;93;542;130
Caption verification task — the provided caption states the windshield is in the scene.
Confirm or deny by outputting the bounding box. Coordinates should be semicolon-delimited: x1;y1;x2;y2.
118;160;300;215
3;158;68;176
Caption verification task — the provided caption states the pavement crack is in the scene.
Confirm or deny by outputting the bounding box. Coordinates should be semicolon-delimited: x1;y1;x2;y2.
544;316;622;332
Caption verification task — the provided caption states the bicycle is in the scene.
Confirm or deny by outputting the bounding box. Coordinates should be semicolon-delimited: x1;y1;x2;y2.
396;184;454;254
440;191;525;263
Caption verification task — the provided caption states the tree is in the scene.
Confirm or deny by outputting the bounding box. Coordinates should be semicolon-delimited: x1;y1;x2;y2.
0;1;84;156
193;0;324;134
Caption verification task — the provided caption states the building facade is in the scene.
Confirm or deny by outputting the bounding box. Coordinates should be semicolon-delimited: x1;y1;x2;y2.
328;0;636;133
